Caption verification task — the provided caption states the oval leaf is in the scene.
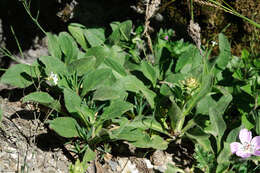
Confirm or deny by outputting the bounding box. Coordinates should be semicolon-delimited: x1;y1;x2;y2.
49;117;80;138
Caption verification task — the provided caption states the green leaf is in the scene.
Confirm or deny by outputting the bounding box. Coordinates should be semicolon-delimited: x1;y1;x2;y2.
110;118;168;150
58;32;78;64
68;23;88;50
208;93;232;150
84;28;105;47
83;147;96;163
226;126;241;143
165;164;185;173
116;75;156;108
216;33;231;70
196;94;217;115
216;143;231;173
130;134;168;150
242;114;254;130
135;117;168;133
186;127;213;152
256;111;260;135
64;88;82;114
38;56;68;75
93;86;128;101
101;99;133;121
0;64;37;88
68;56;96;75
241;84;252;96
49;117;80;138
22;92;62;113
109;20;132;45
168;97;182;131
46;33;62;59
208;108;226;139
104;57;127;77
81;68;113;96
140;60;157;87
85;46;110;68
175;46;202;73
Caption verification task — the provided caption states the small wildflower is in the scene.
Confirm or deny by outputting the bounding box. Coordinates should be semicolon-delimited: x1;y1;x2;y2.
47;72;58;85
230;128;260;158
164;35;169;41
211;41;217;47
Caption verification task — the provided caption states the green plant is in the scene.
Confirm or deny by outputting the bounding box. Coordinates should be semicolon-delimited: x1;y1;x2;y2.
1;10;260;171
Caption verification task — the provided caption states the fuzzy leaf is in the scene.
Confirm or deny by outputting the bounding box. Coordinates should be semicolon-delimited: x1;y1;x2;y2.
47;33;62;59
84;28;105;47
58;32;78;64
64;88;82;114
23;92;62;113
0;64;37;88
68;23;88;50
49;117;80;138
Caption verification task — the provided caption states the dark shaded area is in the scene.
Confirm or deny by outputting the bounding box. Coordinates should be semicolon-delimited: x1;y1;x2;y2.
0;85;35;102
0;0;138;70
0;0;65;52
35;130;76;162
10;110;40;120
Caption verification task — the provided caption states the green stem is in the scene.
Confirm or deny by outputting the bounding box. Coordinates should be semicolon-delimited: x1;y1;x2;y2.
22;0;46;35
190;0;194;21
207;0;260;28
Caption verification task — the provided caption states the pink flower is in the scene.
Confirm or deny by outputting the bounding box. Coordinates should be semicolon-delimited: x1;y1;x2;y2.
230;129;260;158
164;36;169;41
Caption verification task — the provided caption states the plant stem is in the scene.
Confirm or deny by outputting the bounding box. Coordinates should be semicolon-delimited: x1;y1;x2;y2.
22;0;46;35
207;0;260;29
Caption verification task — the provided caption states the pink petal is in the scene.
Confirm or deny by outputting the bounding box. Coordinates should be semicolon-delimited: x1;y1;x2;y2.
251;136;260;150
239;129;252;144
236;150;251;158
230;142;242;154
253;150;260;156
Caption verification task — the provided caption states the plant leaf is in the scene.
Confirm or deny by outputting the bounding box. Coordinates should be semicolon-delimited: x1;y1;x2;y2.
0;64;37;88
93;86;128;101
104;57;127;77
81;68;113;96
140;60;157;87
208;93;232;150
22;92;62;113
49;117;80;138
84;28;105;47
58;32;78;64
46;33;62;59
175;46;202;73
186;127;213;152
216;33;231;70
109;20;132;45
68;23;88;50
101;99;133;121
68;56;96;75
116;75;156;108
64;88;82;114
38;56;68;75
168;96;182;131
110;118;168;150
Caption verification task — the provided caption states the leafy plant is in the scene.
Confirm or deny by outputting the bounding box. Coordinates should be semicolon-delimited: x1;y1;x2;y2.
1;15;259;172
